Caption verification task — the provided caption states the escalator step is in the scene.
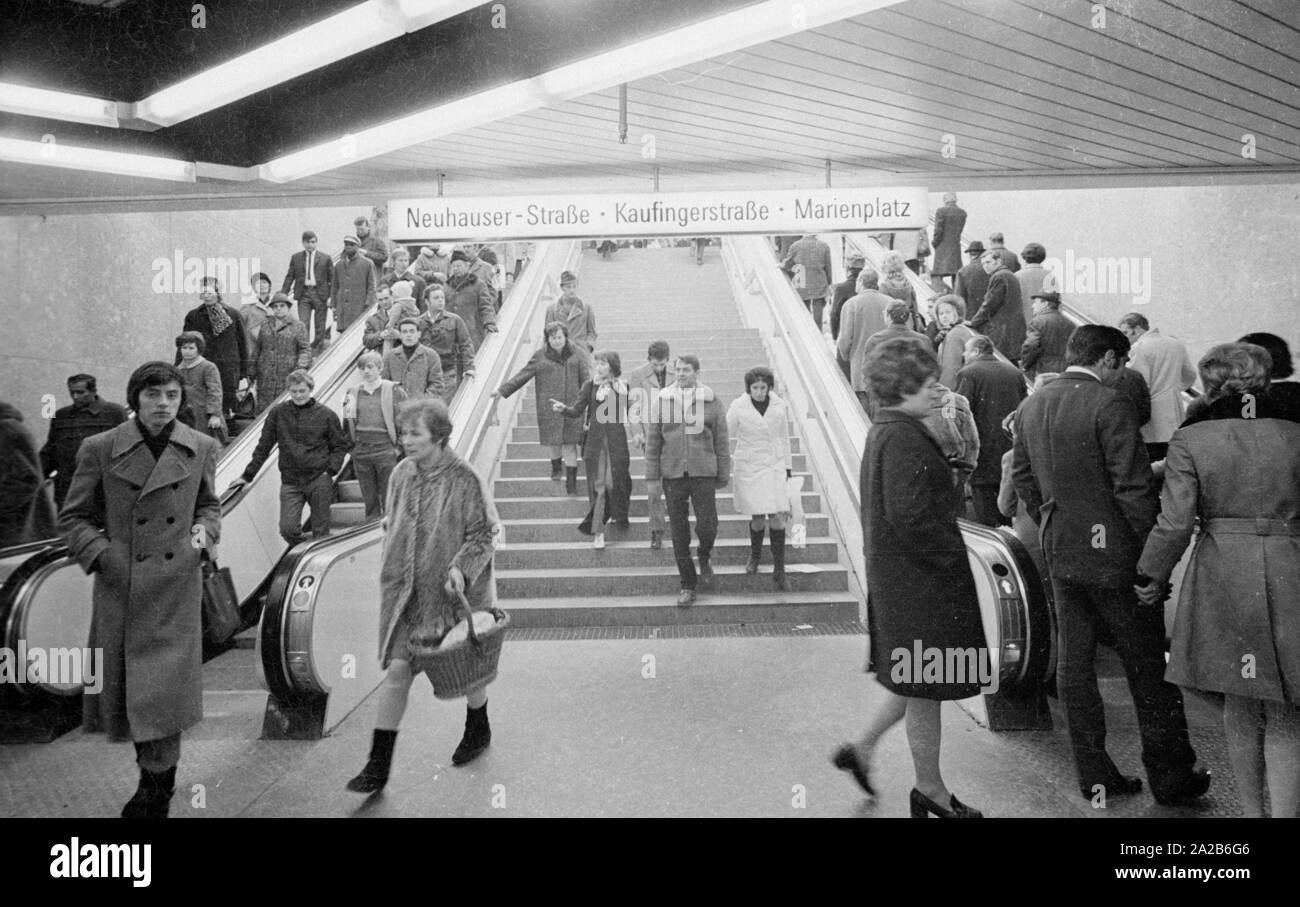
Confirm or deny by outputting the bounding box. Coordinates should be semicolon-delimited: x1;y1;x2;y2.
337;480;363;504
330;502;367;527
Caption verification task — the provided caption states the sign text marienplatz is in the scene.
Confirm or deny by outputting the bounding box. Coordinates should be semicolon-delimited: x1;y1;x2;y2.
389;187;928;242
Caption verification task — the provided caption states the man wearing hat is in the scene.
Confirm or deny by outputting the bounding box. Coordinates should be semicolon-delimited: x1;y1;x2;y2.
1020;290;1073;381
331;234;378;334
444;250;497;347
930;192;967;290
380;246;427;314
283;230;333;351
544;270;596;352
250;293;311;414
952;240;990;317
354;216;389;273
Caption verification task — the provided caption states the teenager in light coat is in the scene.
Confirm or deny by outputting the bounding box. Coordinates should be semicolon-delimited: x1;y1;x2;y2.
726;366;794;591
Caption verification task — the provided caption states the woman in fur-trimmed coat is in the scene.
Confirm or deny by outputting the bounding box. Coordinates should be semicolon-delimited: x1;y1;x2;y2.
347;397;502;795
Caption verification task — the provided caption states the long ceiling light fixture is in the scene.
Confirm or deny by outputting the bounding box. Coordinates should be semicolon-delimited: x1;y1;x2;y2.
0;136;195;181
134;0;483;127
259;0;903;182
0;83;121;128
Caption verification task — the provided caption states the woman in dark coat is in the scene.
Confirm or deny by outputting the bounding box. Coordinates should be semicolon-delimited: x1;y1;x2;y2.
832;337;987;818
59;362;222;818
553;349;632;549
176;276;249;419
494;322;591;495
347;397;502;793
1137;343;1300;817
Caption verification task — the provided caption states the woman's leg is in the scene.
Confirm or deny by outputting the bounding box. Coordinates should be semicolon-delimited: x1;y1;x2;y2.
374;659;417;731
905;698;950;806
561;444;579;467
467;687;488;709
592;450;610;530
1263;699;1300;817
856;683;909;759
1223;693;1267;817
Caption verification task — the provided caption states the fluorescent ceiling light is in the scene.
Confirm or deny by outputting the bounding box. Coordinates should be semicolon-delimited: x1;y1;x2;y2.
259;0;902;182
0;83;120;128
134;0;482;127
0;136;195;182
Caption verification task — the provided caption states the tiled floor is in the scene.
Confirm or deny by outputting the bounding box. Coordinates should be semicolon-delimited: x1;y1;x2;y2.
0;633;1241;818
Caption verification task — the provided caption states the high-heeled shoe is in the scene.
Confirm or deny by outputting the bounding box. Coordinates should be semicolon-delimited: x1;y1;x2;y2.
909;787;983;818
831;744;875;796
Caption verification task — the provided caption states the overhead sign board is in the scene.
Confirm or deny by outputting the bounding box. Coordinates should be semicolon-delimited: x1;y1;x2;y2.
389;186;928;242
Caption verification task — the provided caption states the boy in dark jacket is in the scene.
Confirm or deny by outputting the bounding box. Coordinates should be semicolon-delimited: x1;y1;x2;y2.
227;368;350;545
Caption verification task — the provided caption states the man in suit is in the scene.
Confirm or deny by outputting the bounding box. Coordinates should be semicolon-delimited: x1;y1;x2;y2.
968;249;1027;364
283;230;333;351
955;335;1025;526
952;241;989;316
930;192;967;290
1119;313;1197;463
40;373;129;508
1019;291;1074;380
1013;325;1210;805
837;271;895;413
627;341;674;551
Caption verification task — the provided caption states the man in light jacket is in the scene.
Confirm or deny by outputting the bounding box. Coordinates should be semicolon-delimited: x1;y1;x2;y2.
1119;313;1197;463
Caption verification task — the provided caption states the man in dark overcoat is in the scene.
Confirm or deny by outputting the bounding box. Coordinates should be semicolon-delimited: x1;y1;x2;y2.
968;250;1026;364
1012;325;1210;805
955;335;1026;526
60;361;222;818
930;192;967;287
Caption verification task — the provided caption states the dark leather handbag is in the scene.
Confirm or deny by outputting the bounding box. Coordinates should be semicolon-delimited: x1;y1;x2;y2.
201;556;241;645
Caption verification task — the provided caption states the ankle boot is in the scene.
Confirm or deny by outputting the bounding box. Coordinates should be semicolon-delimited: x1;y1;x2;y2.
347;728;398;793
770;529;788;591
746;526;764;574
550;458;563;481
565;466;579;496
452;702;491;766
121;766;177;819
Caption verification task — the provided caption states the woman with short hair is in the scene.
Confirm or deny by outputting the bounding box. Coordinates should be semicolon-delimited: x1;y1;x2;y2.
175;331;226;443
833;337;986;817
726;366;794;590
879;251;922;332
347;397;502;793
927;295;975;389
1137;342;1300;817
494;322;590;494
553;349;632;549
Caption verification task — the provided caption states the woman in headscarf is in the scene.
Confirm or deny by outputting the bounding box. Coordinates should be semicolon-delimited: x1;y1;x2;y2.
346;397;502;793
177;276;249;420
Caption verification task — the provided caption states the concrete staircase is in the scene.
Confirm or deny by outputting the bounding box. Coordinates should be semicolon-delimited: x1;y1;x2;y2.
493;244;858;626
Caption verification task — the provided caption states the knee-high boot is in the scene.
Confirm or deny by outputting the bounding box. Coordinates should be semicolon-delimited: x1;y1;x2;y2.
347;728;398;793
746;525;765;574
121;766;177;819
770;529;788;592
565;466;579;496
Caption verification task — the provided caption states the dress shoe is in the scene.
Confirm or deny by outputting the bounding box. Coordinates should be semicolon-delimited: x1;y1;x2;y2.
676;588;696;607
1078;774;1142;801
1152;768;1211;806
910;788;983;818
593;533;605;550
831;744;875;796
697;556;714;590
649;531;663;550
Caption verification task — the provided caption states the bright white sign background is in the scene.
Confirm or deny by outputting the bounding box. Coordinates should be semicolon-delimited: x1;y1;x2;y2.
389;186;928;242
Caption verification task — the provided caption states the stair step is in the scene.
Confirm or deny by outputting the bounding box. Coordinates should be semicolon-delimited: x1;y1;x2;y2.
497;513;831;543
510;424;800;443
498;454;808;476
502;437;802;458
337;479;363;503
496;564;849;597
498;590;860;627
493;536;840;569
492;492;821;519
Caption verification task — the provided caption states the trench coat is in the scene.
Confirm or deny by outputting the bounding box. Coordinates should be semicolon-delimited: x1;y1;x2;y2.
862;408;986;699
930;203;967;275
251;316;311;412
378;451;499;669
59;420;221;741
558;379;633;529
544;296;598;351
1137;395;1300;702
726;393;792;515
498;344;590;447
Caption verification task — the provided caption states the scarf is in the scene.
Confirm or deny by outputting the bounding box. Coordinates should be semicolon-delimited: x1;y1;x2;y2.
206;302;233;336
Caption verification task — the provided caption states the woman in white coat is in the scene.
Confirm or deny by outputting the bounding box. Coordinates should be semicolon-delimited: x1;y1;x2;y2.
727;366;794;591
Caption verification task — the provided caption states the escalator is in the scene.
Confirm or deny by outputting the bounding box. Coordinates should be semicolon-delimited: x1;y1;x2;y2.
256;240;578;739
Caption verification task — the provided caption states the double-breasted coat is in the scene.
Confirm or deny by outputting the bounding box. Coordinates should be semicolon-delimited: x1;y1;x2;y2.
544;297;598;351
726;393;793;515
498;343;590;447
251;316;311;412
59;420;221;741
862;409;986;699
1137;395;1300;702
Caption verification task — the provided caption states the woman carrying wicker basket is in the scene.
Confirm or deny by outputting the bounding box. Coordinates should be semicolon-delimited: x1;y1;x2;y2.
347;397;505;794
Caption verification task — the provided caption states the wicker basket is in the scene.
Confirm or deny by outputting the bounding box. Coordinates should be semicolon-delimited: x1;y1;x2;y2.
410;590;509;700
